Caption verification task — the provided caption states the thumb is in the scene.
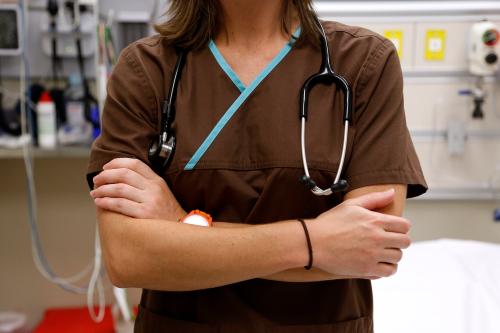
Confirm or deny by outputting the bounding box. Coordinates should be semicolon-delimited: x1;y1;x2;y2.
346;189;395;211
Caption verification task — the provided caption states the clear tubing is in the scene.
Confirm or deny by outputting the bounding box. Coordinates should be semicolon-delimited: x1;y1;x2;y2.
19;0;105;322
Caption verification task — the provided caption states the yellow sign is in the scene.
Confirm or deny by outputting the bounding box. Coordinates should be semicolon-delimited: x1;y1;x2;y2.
425;30;447;61
384;30;404;59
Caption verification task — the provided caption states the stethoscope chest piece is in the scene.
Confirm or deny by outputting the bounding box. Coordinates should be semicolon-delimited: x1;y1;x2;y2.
148;133;176;173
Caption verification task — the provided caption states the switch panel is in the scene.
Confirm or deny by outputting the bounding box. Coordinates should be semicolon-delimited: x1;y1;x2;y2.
415;22;467;72
425;30;447;61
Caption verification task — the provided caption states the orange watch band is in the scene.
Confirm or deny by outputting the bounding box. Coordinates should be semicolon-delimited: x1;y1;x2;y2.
180;210;213;227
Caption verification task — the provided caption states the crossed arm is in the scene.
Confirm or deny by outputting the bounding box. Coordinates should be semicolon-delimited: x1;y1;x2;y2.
91;158;409;290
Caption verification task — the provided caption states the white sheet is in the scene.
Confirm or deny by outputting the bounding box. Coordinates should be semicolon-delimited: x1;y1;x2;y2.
372;239;500;333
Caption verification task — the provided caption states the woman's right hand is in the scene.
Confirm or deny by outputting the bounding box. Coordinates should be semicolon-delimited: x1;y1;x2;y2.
307;189;411;279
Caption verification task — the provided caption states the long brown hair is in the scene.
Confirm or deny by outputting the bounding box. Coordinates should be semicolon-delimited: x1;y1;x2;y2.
154;0;320;50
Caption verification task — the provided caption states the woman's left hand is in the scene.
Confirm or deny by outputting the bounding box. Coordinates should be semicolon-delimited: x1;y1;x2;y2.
91;158;186;220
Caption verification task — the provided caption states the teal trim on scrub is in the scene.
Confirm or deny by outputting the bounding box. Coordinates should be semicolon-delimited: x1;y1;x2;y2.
209;40;247;93
185;27;302;171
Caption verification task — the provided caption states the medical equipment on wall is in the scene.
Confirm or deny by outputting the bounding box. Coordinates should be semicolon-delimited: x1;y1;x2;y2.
115;10;150;53
149;17;352;197
0;59;22;138
40;0;99;146
47;0;61;83
0;3;22;56
66;0;99;129
41;1;95;59
0;4;22;139
13;0;106;323
469;21;500;76
467;20;500;119
57;73;93;145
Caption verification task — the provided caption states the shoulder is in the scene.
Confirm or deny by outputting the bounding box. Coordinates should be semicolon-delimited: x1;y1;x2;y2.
119;34;178;70
319;21;401;98
109;35;180;107
323;21;386;43
322;20;394;56
319;21;398;82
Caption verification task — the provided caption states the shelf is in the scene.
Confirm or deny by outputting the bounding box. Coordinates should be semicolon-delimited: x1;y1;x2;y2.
0;147;91;159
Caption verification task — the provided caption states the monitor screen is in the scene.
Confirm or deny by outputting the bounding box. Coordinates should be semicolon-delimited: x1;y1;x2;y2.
0;6;21;55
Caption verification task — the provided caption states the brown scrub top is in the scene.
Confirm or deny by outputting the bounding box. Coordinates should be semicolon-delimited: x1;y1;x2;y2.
87;21;427;333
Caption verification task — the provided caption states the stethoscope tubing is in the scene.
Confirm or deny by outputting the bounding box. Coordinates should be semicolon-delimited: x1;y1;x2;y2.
301;118;350;196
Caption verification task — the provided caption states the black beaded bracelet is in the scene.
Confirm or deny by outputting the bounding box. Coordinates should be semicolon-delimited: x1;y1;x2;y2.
298;219;313;270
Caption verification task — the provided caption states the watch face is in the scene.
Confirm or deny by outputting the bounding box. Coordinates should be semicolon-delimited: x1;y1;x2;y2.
183;214;211;227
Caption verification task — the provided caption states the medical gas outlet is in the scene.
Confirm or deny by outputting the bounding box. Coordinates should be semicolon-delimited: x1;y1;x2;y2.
469;21;500;76
467;21;500;119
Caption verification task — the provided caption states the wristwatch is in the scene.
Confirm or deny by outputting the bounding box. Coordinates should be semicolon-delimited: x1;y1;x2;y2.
180;210;212;227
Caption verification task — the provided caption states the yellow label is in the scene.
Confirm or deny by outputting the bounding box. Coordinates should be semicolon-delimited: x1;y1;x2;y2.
425;30;447;61
384;30;404;59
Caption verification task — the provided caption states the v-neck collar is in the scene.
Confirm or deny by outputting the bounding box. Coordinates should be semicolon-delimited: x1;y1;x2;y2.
208;27;302;94
184;27;301;171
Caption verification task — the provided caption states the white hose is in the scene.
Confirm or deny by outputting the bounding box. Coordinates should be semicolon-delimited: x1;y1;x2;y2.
19;0;105;322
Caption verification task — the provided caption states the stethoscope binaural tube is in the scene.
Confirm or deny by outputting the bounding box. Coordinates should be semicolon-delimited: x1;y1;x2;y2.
299;17;353;196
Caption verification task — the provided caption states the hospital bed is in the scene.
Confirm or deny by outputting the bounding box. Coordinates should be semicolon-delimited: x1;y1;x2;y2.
372;239;500;333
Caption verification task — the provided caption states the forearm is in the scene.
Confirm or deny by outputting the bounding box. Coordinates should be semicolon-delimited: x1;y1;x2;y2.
98;209;307;291
214;222;347;282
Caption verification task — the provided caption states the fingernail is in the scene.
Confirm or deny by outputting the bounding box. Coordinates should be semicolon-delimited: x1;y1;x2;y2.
386;188;395;193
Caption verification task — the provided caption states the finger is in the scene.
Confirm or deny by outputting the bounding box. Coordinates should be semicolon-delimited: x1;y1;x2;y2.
378;248;403;264
373;212;412;234
346;189;395;211
94;197;144;218
384;233;412;250
91;183;144;203
374;263;398;278
104;158;158;180
93;168;147;190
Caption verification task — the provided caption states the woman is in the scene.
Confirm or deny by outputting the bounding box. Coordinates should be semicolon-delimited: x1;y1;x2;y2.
87;0;427;332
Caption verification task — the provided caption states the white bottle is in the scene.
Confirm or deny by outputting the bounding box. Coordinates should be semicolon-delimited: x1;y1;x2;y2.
37;91;57;148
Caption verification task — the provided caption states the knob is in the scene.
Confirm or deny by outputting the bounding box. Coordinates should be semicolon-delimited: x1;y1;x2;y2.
485;53;498;65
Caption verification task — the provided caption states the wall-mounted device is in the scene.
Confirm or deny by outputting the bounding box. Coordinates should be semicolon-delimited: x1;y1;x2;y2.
40;2;96;58
0;4;22;56
469;20;500;76
115;10;150;52
467;20;500;119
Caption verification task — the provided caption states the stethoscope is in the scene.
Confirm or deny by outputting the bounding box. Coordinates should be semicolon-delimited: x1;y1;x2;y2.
149;17;353;196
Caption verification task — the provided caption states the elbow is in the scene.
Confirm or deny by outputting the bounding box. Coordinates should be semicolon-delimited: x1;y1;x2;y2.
100;234;136;288
97;209;138;288
105;258;132;289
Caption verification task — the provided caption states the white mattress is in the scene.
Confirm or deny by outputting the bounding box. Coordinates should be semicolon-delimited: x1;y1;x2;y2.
372;239;500;333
